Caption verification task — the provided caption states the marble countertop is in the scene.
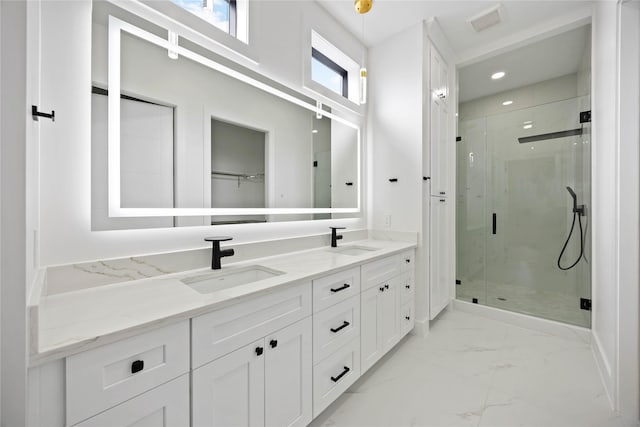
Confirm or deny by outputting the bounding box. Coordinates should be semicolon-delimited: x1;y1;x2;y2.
31;239;416;366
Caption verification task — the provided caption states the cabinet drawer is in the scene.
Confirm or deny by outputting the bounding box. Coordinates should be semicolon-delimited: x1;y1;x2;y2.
401;301;415;338
361;255;400;290
73;374;189;427
399;272;415;306
313;337;360;418
192;281;311;368
66;321;190;426
400;250;415;273
312;267;360;313
313;295;360;363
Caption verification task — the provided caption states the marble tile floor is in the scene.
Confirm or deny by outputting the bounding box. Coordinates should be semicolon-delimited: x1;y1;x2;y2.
309;309;636;427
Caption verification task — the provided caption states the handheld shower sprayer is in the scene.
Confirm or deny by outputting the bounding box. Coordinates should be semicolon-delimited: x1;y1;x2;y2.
557;186;586;270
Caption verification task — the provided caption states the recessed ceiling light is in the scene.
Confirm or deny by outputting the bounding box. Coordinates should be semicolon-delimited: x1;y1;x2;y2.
491;71;506;80
502;100;513;106
531;146;535;150
312;129;318;134
523;124;533;129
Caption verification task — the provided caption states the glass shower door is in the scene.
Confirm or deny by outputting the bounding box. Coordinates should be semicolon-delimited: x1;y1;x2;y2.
484;98;591;327
456;97;591;328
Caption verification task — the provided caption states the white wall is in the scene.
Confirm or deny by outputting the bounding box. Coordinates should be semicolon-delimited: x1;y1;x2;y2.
37;0;367;267
616;0;639;421
369;23;426;320
591;0;619;407
1;1;28;425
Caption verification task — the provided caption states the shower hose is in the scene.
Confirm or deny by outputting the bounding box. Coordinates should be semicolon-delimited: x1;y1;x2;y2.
557;210;585;270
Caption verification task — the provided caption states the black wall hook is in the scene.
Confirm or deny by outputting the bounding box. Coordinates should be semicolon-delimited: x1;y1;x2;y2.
388;178;398;182
32;105;55;122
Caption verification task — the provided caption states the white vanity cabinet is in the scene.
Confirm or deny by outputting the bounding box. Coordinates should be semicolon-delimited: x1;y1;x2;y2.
191;281;313;427
311;267;361;417
65;321;190;426
360;251;415;374
29;246;417;427
192;317;312;427
73;375;190;427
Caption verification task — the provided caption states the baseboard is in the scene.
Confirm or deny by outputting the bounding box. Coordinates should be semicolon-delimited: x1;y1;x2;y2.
410;316;430;337
592;331;615;410
453;299;591;344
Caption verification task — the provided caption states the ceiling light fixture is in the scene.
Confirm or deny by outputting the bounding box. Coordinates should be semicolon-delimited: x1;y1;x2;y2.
523;124;533;129
312;129;319;134
502;100;513;106
523;120;533;125
355;1;371;104
491;71;506;80
354;0;372;14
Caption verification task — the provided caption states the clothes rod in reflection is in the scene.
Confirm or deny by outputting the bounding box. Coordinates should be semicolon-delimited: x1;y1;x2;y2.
518;128;583;144
211;171;264;179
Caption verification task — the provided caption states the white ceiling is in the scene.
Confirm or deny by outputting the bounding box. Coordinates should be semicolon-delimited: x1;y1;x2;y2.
316;1;592;57
458;25;589;102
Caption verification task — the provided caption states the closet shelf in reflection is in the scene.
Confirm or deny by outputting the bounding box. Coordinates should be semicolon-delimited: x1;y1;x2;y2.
211;170;265;187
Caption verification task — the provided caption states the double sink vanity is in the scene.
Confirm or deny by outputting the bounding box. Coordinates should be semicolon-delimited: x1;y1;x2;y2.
29;236;416;427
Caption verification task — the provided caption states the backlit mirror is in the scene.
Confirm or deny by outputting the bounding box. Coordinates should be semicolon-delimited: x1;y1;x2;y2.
91;2;361;229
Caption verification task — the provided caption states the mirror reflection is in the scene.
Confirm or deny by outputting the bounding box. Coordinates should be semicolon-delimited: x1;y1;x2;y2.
90;2;360;230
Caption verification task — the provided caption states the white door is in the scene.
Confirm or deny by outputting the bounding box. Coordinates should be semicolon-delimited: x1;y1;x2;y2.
75;375;189;427
380;280;400;352
361;285;382;373
264;318;312;427
192;340;265;427
430;196;452;319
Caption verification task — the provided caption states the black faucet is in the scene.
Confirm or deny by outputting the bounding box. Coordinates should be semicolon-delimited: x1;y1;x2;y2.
329;227;346;248
205;236;234;270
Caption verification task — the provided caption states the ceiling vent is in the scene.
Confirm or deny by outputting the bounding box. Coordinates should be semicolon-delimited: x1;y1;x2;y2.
468;4;504;32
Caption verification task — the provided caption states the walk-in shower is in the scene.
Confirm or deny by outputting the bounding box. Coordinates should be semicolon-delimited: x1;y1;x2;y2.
455;25;591;327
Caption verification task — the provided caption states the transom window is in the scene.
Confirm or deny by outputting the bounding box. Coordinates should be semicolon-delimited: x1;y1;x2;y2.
311;47;348;98
171;0;239;38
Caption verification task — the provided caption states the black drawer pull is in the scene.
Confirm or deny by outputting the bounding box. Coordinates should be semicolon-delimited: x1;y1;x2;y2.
255;346;264;356
330;321;350;333
405;284;411;289
345;182;353;186
330;283;350;293
131;360;144;374
405;316;411;320
384;284;389;289
331;366;350;382
270;339;278;348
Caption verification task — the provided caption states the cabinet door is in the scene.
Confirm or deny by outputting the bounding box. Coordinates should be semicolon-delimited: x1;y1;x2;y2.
75;375;189;427
192;340;265;427
361;285;382;373
430;98;451;197
430;196;452;319
265;318;312;427
380;279;400;353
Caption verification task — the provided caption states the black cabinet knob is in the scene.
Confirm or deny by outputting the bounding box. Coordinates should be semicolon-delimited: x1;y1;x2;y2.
255;346;264;356
405;284;411;289
405;258;411;264
270;339;278;348
384;284;389;290
379;287;385;292
405;316;411;320
131;360;144;374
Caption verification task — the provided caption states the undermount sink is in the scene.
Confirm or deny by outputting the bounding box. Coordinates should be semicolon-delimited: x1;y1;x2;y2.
327;245;380;256
181;265;285;294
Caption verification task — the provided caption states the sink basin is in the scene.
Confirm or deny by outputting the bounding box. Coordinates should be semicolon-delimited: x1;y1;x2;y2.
181;265;285;294
327;245;380;256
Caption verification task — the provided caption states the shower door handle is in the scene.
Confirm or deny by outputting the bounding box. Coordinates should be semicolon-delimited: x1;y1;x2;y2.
492;213;497;235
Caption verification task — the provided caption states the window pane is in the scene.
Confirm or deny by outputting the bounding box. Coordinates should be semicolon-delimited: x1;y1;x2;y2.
171;0;230;34
312;56;344;96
